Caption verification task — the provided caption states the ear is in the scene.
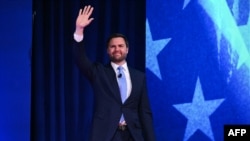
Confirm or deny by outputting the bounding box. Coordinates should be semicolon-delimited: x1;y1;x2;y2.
126;47;129;53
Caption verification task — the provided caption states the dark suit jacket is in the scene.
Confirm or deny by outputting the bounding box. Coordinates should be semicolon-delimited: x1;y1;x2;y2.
73;40;155;141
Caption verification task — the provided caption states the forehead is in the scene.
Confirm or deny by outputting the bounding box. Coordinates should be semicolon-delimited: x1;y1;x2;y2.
108;37;126;45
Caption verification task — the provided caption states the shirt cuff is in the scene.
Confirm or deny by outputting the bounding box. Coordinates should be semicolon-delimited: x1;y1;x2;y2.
73;33;84;42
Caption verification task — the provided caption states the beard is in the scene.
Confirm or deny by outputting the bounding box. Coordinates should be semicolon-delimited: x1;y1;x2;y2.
109;53;127;63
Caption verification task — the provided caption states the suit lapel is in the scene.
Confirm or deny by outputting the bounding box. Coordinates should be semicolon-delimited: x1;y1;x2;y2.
105;64;138;104
105;63;123;103
124;67;136;104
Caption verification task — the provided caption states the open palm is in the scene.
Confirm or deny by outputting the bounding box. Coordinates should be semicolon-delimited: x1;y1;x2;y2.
76;5;94;29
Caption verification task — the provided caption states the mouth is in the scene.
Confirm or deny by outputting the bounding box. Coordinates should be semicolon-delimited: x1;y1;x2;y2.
113;53;121;56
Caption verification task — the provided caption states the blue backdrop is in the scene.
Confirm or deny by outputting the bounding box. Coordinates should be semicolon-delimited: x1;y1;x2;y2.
0;0;31;141
146;0;250;140
1;0;250;141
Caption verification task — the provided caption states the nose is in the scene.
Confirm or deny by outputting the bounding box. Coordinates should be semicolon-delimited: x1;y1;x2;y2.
114;46;120;51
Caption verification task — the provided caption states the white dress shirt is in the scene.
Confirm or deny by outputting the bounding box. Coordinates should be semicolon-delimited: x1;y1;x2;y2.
111;62;132;100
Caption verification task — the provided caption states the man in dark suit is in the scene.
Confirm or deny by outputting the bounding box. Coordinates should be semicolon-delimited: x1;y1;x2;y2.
73;5;155;141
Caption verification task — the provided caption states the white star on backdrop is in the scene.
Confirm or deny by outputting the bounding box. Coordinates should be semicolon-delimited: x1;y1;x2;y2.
146;19;171;80
198;0;249;69
239;15;250;68
173;77;225;141
183;0;191;9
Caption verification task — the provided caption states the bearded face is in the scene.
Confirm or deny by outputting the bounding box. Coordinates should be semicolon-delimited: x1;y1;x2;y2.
107;37;129;65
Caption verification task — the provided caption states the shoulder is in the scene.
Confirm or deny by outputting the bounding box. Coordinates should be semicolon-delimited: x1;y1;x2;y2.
128;66;146;77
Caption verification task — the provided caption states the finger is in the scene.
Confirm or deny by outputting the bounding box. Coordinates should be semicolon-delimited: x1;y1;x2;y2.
86;5;92;15
89;18;94;22
88;7;94;15
78;9;83;15
82;6;87;14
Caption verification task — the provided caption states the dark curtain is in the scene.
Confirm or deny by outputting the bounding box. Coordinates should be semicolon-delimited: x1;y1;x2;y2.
31;0;146;141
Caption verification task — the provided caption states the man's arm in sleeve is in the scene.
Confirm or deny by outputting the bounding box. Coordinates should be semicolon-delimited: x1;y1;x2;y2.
72;5;95;80
139;75;156;141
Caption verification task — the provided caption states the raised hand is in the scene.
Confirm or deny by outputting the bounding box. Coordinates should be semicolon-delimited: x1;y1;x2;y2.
75;5;94;34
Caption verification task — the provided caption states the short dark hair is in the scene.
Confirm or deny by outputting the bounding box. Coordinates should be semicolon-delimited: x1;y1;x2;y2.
106;33;129;48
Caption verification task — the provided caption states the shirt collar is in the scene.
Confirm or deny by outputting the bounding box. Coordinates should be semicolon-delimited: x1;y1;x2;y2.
111;62;128;72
